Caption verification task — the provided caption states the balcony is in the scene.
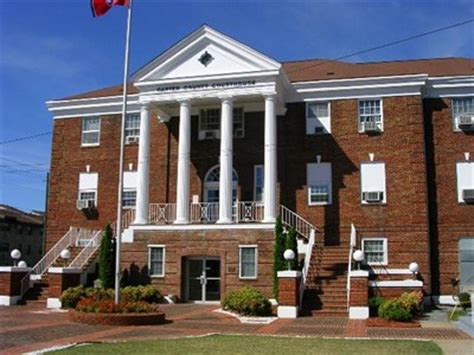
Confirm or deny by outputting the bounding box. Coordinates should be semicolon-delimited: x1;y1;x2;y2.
128;201;265;225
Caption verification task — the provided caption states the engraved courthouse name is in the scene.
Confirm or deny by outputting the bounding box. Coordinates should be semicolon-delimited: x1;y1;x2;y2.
156;80;257;92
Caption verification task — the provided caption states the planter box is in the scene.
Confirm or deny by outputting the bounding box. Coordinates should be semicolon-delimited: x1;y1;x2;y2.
69;310;166;326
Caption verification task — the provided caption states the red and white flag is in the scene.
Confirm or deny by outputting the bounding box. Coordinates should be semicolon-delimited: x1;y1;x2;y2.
91;0;129;17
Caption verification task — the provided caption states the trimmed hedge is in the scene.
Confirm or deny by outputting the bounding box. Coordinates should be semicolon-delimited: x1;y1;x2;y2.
222;286;272;316
60;285;162;309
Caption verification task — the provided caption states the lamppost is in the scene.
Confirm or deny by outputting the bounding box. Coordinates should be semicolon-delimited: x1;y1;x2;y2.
353;249;364;270
18;261;27;268
10;249;21;267
283;249;295;271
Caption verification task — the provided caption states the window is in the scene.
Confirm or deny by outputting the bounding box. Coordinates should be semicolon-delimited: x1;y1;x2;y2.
122;190;137;208
81;117;100;146
239;246;257;279
452;97;474;130
79;191;96;206
148;246;165;277
358;99;383;133
307;162;332;205
199;108;245;140
456;162;474;203
125;114;140;143
254;165;264;201
306;102;330;134
233;107;245;138
360;162;386;204
78;172;98;207
362;238;388;265
309;185;330;204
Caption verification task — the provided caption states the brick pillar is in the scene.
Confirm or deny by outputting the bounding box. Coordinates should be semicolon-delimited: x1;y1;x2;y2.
46;267;81;309
0;266;31;305
277;270;301;318
349;270;369;319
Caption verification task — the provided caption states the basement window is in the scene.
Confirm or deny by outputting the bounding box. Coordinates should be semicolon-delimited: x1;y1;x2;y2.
239;246;258;279
148;246;165;277
81;117;101;146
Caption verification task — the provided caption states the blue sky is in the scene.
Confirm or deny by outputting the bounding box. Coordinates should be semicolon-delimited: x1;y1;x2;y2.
0;0;473;212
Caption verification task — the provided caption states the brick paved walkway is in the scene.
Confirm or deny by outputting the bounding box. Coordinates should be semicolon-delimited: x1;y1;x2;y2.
0;304;471;354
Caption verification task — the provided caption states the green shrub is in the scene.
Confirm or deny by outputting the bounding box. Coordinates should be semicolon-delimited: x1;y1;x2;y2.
398;291;423;314
379;299;413;322
222;286;272;316
122;285;163;303
99;224;115;289
273;216;286;298
458;292;471;311
60;286;90;308
368;296;385;316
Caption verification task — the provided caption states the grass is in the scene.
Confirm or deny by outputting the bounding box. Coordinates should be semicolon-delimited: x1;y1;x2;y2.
51;334;442;354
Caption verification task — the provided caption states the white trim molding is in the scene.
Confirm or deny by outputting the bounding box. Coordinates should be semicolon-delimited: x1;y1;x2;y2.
369;279;423;288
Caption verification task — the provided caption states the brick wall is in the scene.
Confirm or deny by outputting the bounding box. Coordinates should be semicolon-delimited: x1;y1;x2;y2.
423;98;474;295
121;228;274;300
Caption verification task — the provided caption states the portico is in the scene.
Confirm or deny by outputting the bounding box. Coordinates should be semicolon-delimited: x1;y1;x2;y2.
130;25;284;226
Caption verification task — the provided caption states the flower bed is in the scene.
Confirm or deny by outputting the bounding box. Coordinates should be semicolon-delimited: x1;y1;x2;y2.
69;309;166;326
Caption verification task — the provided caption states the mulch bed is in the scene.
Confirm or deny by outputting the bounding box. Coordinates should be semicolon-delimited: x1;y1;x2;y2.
69;310;166;326
367;317;421;328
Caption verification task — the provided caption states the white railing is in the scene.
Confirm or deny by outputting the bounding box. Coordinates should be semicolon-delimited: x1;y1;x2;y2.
346;224;357;310
280;205;318;240
235;201;264;223
300;228;316;305
149;203;177;224
69;229;102;269
190;202;219;223
20;227;84;297
112;208;136;236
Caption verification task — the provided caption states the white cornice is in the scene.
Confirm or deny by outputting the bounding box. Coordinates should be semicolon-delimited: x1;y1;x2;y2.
424;75;474;98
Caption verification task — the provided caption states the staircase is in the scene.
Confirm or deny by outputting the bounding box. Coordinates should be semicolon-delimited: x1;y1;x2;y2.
302;245;349;316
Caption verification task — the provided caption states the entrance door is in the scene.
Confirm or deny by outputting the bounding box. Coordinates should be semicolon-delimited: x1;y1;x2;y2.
459;238;474;292
186;257;221;302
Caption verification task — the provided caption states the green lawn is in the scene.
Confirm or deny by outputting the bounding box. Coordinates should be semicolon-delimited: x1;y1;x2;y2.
51;334;442;354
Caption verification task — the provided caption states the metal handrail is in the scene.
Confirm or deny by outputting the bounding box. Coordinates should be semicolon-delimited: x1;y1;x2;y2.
68;230;102;269
346;224;357;310
20;227;83;297
300;228;315;306
280;205;319;240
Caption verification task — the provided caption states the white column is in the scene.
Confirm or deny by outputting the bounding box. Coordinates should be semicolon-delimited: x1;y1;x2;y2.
134;104;151;224
217;97;234;224
175;100;191;224
263;95;277;223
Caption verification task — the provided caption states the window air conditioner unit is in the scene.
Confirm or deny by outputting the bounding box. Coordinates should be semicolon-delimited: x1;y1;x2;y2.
204;130;218;139
126;136;139;144
364;191;383;203
314;126;325;134
76;199;95;210
462;189;474;202
363;121;381;133
458;115;474;128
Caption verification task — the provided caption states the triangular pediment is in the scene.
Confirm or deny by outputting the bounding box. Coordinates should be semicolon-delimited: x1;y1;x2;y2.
133;25;281;83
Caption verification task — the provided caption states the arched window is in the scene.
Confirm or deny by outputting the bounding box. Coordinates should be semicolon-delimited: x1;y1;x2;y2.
203;165;238;202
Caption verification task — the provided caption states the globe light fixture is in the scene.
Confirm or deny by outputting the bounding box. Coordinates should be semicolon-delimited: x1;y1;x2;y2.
18;261;27;268
409;262;419;279
60;249;71;267
283;249;296;271
10;249;21;266
353;250;364;270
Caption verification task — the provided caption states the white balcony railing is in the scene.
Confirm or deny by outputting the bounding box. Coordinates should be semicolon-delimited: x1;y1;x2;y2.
148;201;265;225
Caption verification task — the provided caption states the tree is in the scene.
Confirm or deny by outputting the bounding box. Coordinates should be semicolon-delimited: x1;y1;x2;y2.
99;224;115;289
285;227;298;270
272;216;286;299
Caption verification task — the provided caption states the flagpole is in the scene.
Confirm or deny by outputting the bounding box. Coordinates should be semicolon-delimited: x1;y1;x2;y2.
115;0;133;305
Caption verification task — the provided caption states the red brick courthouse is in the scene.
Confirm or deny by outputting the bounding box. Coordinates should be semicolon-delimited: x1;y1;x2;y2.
8;26;474;314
